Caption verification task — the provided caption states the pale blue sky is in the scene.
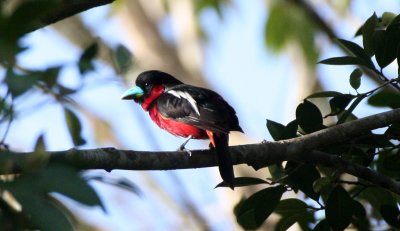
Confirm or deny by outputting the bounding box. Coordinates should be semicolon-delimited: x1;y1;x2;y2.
2;0;400;230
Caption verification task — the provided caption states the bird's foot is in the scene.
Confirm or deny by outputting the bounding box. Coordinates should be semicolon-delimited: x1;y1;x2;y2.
178;146;192;156
178;135;192;156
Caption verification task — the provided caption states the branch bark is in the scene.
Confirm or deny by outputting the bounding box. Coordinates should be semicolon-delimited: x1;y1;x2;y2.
3;109;400;194
40;0;115;28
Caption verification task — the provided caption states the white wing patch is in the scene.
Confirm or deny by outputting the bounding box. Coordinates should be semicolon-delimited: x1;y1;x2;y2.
167;90;200;115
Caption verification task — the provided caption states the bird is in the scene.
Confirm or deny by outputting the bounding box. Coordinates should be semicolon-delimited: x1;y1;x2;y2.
121;70;243;189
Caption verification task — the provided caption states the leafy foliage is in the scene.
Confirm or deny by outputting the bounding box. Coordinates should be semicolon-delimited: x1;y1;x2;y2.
234;11;400;230
0;1;135;230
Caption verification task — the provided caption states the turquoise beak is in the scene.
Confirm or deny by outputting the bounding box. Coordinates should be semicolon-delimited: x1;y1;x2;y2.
121;86;144;100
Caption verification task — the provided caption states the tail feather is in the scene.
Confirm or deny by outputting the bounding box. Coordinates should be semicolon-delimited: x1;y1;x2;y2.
213;133;235;189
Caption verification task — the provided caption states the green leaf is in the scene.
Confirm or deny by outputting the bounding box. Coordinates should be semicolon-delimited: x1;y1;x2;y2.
349;68;362;90
296;100;324;133
216;177;268;188
12;194;73;231
34;134;46;152
337;39;375;69
326;94;354;117
325;186;353;231
78;42;98;74
267;120;285;141
284;162;320;200
87;175;141;195
5;69;39;98
236;186;286;229
113;44;133;73
42;164;104;210
4;164;103;210
368;90;400;108
64;108;86;146
380;204;400;228
362;13;379;56
319;56;367;66
306;91;344;99
40;66;62;88
268;163;285;181
265;2;318;64
382;12;398;27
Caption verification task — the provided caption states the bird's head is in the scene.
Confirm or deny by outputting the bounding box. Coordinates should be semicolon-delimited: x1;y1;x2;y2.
121;70;183;105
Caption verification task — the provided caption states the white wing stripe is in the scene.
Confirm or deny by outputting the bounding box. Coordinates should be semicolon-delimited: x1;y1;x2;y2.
167;90;201;116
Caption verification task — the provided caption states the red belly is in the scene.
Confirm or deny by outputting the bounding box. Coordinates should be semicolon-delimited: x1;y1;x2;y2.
148;106;208;139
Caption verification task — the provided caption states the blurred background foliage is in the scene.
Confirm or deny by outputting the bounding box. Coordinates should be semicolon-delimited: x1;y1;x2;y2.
0;0;400;230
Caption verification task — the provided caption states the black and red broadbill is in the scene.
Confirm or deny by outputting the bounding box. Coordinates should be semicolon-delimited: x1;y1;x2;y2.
121;70;243;189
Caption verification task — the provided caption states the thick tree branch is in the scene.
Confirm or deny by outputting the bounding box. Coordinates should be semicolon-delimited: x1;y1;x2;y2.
33;0;115;31
3;109;400;194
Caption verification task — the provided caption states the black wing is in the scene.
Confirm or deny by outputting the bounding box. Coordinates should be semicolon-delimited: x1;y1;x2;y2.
156;84;243;134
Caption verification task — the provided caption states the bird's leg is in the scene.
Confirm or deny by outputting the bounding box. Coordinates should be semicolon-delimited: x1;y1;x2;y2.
178;135;192;156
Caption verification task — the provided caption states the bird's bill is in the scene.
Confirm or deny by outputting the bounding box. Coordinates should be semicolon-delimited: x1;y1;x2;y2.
121;86;144;100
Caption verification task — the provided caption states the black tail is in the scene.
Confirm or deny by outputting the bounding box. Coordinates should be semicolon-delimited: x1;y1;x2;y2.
214;133;235;189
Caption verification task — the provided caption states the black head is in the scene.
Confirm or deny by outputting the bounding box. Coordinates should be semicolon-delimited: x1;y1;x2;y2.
121;70;183;103
135;70;183;90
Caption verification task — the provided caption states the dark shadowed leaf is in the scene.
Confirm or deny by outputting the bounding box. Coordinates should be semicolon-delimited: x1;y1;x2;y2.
236;186;286;229
352;200;370;231
268;163;285;181
267;120;285;141
306;91;344;99
325;185;353;231
266;119;298;141
385;123;400;138
312;177;334;202
337;39;374;69
78;42;98;74
350;68;362;90
368;90;400;108
64;108;86;146
362;13;379;56
113;44;133;74
284;162;320;200
296;100;324;133
216;177;268;188
326;94;354;117
275;199;308;215
313;219;330;231
373;27;400;69
359;187;396;209
380;204;400;228
319;56;367;66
